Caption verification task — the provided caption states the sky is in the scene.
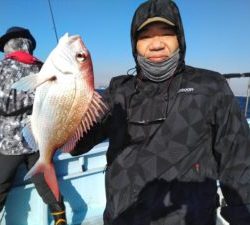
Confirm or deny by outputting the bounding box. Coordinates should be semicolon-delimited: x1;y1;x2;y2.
1;0;250;95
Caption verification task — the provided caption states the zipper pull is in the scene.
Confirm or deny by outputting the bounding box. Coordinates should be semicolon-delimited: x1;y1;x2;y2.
193;163;200;173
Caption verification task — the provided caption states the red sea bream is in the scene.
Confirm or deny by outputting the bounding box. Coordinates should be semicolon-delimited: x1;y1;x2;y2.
12;33;106;200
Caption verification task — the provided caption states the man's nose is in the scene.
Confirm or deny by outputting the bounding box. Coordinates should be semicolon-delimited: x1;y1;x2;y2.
149;37;165;51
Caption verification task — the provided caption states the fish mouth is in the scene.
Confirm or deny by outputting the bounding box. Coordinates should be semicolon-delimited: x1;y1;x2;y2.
70;34;81;40
69;35;88;54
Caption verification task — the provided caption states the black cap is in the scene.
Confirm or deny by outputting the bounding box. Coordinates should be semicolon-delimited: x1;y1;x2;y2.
0;26;36;52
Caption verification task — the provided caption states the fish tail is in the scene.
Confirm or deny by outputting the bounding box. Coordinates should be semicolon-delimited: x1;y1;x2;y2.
24;161;60;201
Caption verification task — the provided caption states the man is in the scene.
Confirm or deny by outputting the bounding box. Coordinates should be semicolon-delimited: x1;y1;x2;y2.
71;0;250;224
0;26;67;225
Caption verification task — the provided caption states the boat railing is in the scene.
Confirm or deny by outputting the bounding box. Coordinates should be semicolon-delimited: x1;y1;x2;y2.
1;141;109;225
224;72;250;118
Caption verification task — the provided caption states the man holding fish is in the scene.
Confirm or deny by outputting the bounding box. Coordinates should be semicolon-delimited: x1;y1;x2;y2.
0;27;67;225
69;0;250;224
11;0;250;224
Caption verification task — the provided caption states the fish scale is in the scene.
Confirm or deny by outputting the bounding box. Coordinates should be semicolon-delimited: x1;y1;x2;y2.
11;33;107;200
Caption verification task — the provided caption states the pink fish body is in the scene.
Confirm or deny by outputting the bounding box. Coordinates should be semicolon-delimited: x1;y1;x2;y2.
12;33;106;200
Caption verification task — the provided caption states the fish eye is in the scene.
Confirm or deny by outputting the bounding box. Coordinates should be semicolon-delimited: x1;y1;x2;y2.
76;52;86;62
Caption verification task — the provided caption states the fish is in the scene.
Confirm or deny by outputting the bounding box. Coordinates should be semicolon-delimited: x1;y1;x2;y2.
11;33;107;201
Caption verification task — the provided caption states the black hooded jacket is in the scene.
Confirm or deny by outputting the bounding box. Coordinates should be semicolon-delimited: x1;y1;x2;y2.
131;0;186;74
72;0;250;224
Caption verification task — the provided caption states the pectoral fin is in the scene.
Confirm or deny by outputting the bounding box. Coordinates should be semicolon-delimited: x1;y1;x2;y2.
11;72;56;91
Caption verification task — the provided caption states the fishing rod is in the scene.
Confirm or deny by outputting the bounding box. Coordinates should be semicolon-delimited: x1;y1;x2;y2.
223;73;250;79
245;78;250;117
223;72;250;117
47;0;59;43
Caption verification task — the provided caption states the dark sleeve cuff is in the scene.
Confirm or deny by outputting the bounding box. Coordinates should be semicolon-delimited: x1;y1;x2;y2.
220;204;250;225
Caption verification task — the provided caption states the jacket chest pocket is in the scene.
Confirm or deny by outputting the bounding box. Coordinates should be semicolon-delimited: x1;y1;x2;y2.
127;94;168;124
127;94;168;142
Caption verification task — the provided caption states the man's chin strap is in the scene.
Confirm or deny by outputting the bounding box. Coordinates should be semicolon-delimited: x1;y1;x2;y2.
137;48;180;82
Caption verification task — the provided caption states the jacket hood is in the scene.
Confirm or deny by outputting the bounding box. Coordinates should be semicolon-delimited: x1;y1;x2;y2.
131;0;186;74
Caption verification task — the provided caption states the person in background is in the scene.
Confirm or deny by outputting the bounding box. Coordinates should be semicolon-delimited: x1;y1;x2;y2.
0;26;67;225
71;0;250;224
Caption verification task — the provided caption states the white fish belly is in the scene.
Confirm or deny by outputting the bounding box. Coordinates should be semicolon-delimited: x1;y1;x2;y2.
31;78;92;153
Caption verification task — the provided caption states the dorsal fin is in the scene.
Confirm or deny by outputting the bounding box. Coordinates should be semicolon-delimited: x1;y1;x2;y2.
60;91;107;153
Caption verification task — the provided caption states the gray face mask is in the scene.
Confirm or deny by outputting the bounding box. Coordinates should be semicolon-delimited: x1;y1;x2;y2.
137;48;180;82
